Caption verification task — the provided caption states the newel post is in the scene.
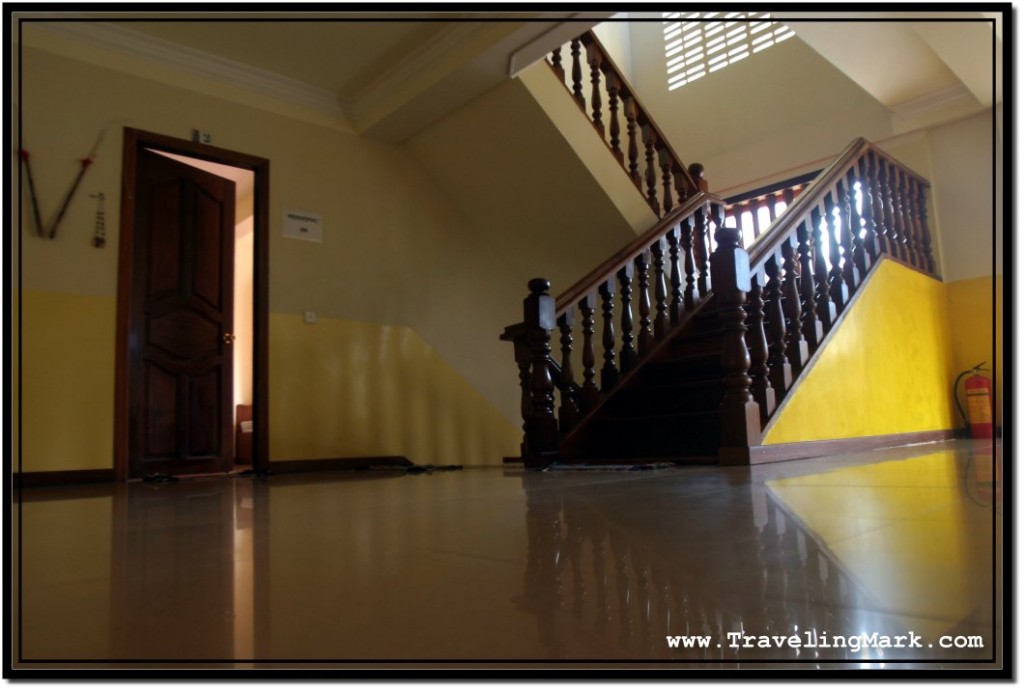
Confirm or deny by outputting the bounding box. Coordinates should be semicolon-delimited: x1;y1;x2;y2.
523;278;558;466
710;227;762;464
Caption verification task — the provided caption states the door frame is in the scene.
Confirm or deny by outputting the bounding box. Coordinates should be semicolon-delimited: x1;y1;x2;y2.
115;128;270;480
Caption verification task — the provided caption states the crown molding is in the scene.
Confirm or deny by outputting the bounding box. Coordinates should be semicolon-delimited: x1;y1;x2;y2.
343;21;495;128
27;21;349;120
891;82;976;120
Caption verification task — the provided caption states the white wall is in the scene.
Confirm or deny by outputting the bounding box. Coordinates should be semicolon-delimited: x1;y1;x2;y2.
924;111;996;282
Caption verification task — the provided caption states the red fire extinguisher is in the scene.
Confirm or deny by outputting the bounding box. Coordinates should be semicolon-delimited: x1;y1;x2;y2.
954;362;994;439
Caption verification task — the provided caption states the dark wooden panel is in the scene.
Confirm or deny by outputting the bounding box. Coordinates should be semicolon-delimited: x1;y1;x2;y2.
147;179;182;298
187;369;221;457
147;308;219;363
143;362;177;458
193;185;224;311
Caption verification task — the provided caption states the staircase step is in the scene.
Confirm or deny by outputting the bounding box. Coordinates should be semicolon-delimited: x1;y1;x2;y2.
587;410;721;458
603;380;724;416
636;354;724;386
668;330;724;359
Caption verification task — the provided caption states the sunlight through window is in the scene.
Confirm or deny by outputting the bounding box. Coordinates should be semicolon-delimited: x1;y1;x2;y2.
663;12;795;90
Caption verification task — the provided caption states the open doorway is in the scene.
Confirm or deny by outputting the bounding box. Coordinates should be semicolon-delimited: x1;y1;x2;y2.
154;150;255;473
115;128;270;480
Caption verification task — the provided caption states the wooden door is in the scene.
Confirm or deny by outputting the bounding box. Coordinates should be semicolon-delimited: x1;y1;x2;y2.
128;150;236;479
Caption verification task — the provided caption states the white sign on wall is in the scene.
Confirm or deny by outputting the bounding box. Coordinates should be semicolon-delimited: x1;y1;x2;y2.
282;208;323;243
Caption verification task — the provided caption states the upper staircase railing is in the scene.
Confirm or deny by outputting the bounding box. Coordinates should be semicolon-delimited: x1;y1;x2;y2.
545;30;702;217
714;137;937;461
722;171;819;247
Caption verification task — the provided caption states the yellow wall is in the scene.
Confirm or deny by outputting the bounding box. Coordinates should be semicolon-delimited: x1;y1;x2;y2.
269;313;520;466
17;291;521;471
763;260;957;445
946;275;1003;426
20;292;117;472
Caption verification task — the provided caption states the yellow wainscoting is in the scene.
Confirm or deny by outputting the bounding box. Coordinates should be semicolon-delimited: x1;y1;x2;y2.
763;260;957;445
19;291;117;472
268;313;520;467
945;275;1002;426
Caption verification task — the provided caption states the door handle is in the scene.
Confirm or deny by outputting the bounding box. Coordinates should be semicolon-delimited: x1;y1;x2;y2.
222;333;236;344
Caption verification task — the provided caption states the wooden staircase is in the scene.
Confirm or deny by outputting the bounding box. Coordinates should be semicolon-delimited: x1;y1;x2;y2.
562;296;730;462
502;30;940;468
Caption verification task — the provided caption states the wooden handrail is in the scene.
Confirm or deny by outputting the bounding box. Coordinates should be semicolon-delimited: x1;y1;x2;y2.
554;192;720;313
578;32;701;198
748;138;867;266
547;31;703;217
747;138;933;269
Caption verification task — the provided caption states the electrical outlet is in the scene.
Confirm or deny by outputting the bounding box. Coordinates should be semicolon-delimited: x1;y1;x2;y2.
303;311;317;324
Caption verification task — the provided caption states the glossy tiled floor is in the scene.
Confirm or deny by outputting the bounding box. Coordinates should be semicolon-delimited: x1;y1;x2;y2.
11;439;1002;672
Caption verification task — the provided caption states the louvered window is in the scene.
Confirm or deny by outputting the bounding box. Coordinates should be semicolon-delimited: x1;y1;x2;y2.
663;12;795;90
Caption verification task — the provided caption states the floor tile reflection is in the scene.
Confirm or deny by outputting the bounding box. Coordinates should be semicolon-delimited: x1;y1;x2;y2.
12;440;1002;670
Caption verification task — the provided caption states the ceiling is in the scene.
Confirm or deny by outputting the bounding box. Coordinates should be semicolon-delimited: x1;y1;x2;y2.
20;10;1002;142
772;10;1002;130
23;12;611;142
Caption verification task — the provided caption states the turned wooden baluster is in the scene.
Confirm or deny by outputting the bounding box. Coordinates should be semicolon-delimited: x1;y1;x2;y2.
550;46;564;81
578;293;600;411
524;278;557;462
570;38;585;110
512;334;531;452
764;252;793;393
886;162;909;263
689;163;707;192
796;220;823;349
887;166;907;263
642;123;659;215
711;226;761;453
659;149;674;215
898;168;917;265
897;168;921;268
729;201;746;235
856;155;880;265
623;91;640;186
693;204;711;297
810;204;836;332
618;263;637;372
846;168;869;277
587;43;604;135
873;153;895;257
672;162;688;208
651;237;669;340
598;278;618;390
606;72;622;164
766;192;779;224
680;216;696;313
751;200;765;240
746;270;776;423
781;235;809;374
557;309;580;431
666;225;684;322
914;179;936;274
905;173;929;270
635;250;654;356
836;177;860;295
824;191;848;312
